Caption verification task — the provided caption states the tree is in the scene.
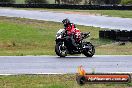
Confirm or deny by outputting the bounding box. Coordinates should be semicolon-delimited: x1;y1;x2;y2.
25;0;48;4
0;0;15;4
61;0;82;4
104;0;121;4
61;0;68;4
84;0;90;5
55;0;61;4
121;0;132;5
88;0;121;4
71;0;82;4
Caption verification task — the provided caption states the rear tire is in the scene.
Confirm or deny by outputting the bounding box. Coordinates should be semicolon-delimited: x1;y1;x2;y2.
55;42;67;57
83;42;95;57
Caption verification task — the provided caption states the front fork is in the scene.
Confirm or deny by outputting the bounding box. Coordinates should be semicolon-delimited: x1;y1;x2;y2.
62;42;65;47
82;42;91;49
62;41;67;51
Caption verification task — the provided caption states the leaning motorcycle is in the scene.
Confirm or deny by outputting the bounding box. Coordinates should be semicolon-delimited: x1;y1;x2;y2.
55;29;95;57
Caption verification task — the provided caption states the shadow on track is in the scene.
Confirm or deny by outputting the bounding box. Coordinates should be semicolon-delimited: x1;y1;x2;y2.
56;56;95;59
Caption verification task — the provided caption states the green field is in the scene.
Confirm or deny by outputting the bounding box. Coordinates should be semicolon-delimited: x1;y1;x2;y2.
0;16;132;56
0;75;132;88
15;0;25;4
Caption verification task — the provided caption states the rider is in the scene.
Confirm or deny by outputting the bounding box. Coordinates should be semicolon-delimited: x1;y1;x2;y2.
62;18;81;48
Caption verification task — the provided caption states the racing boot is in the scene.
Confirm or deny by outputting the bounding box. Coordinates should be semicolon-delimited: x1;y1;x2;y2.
71;38;79;50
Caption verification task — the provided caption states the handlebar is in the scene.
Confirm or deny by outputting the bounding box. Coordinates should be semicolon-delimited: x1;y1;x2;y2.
81;32;90;40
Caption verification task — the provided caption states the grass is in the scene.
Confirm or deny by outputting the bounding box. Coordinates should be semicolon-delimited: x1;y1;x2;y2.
0;16;132;56
15;0;25;4
96;42;132;55
0;74;132;88
0;17;59;55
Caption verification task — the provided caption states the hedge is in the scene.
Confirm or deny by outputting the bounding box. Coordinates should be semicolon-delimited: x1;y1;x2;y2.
0;4;132;10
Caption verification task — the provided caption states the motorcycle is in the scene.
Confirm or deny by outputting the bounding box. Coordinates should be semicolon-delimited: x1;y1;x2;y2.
55;29;95;57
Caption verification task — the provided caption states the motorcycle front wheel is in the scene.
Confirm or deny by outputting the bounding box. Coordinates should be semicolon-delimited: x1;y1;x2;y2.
55;42;67;57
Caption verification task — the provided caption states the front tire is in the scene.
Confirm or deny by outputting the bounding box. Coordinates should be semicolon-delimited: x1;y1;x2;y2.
55;42;67;57
83;42;95;57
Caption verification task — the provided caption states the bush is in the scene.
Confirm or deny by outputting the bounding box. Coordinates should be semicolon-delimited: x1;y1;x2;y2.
121;0;132;5
25;0;48;4
0;0;15;4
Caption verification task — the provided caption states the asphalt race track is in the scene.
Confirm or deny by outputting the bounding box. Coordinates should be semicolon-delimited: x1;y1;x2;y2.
0;8;132;30
0;8;132;75
0;55;132;75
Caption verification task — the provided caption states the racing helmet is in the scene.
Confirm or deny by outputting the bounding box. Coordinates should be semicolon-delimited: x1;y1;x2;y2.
62;18;70;26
